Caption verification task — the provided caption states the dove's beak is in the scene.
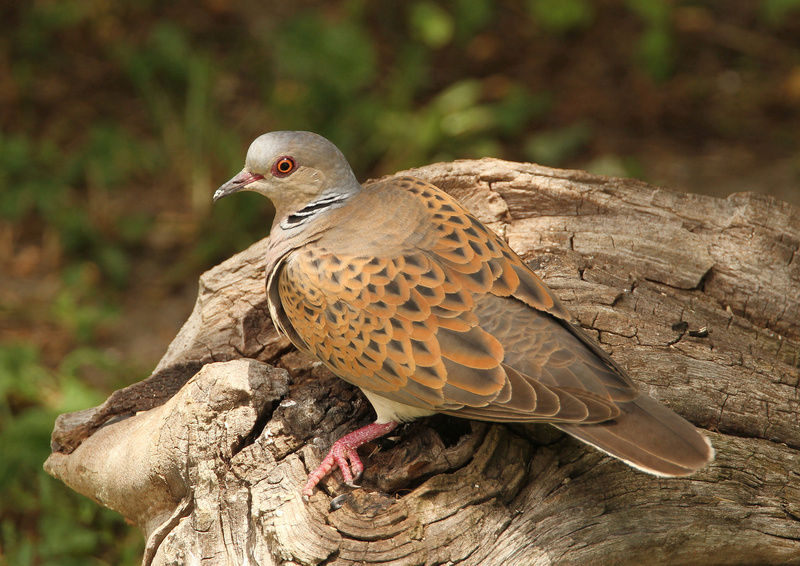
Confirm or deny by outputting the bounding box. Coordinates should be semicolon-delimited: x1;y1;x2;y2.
213;170;265;202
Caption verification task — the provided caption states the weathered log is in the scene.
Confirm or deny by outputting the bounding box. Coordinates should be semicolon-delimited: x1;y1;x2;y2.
45;158;800;565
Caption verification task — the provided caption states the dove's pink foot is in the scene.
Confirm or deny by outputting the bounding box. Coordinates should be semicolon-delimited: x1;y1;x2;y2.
303;421;398;496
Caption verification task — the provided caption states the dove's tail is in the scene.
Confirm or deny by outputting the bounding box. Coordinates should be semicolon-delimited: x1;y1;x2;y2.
554;393;714;477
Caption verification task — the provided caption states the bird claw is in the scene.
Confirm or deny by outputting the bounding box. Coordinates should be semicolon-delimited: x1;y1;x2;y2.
344;471;363;488
302;439;366;496
330;443;363;485
302;421;399;498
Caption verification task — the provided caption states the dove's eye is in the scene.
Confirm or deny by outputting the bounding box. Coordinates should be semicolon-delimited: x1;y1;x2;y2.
272;156;297;177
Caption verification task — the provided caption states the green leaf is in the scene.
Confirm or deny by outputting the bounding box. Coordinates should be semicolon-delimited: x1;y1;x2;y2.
638;26;673;81
627;0;671;23
524;123;592;166
410;1;455;48
453;0;494;39
276;13;378;97
528;0;595;33
761;0;800;25
627;0;674;80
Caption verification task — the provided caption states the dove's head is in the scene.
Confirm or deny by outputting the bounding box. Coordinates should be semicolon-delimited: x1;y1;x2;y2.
214;131;361;219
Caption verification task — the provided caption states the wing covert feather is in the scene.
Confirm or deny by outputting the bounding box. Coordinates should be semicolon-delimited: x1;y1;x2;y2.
271;177;637;423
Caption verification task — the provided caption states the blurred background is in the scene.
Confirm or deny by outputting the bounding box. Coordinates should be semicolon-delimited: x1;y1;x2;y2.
1;0;799;563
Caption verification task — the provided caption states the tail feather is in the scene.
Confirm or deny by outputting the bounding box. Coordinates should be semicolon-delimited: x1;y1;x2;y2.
554;393;714;477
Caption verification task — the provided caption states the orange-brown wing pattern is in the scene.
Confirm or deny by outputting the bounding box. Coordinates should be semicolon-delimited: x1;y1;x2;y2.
275;177;635;423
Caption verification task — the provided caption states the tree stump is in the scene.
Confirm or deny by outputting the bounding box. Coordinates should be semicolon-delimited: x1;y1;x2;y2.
45;159;800;565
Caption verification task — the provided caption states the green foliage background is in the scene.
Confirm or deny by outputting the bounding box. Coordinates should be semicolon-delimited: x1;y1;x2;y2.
1;0;799;563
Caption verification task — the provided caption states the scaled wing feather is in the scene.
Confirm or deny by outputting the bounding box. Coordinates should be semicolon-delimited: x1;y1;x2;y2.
271;177;631;423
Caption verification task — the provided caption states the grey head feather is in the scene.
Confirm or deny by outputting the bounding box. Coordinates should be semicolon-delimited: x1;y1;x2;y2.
214;131;362;224
245;131;361;197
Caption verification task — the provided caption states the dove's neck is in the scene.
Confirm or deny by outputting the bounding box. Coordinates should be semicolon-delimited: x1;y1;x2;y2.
277;189;354;232
266;188;355;276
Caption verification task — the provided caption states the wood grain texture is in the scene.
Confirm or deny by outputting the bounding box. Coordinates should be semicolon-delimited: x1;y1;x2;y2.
46;158;800;565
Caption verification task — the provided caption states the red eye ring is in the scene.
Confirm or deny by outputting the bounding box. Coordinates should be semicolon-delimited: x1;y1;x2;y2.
272;156;297;177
